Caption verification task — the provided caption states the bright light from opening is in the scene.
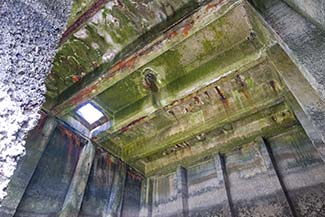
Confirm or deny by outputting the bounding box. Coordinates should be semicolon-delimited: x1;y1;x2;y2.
76;103;104;124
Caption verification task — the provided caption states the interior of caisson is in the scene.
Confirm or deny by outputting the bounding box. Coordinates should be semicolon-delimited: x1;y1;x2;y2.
1;0;325;216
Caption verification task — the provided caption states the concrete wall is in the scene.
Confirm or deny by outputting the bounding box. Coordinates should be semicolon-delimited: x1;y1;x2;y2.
15;125;84;217
142;127;325;217
0;116;143;217
283;0;325;31
267;128;325;216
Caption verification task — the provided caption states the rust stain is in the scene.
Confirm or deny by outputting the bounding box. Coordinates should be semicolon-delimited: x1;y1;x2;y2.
53;0;216;114
269;80;277;92
110;55;138;73
72;75;81;83
58;126;82;157
235;74;250;98
182;23;192;37
120;116;147;133
205;0;226;12
106;154;112;168
214;86;229;107
70;82;99;105
127;169;144;181
167;30;178;39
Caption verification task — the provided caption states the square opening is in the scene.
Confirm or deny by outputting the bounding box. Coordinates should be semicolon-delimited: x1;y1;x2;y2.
76;103;104;125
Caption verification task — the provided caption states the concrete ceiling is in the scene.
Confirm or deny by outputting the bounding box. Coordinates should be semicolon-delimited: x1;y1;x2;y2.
44;0;305;175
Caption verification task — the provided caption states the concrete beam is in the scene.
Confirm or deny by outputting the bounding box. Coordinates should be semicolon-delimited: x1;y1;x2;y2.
145;101;297;175
176;166;189;217
255;0;325;101
267;45;325;145
59;140;95;217
0;117;57;217
257;137;297;217
51;0;245;117
283;0;325;31
286;95;325;162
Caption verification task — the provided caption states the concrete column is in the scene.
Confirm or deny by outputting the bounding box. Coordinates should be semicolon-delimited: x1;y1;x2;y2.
59;139;95;217
267;45;325;146
282;0;325;31
213;154;233;217
103;162;127;217
256;137;297;217
139;178;153;217
176;166;189;217
286;95;325;162
0;117;57;217
254;0;325;101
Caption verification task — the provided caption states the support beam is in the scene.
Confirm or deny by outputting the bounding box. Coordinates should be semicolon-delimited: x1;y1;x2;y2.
139;178;153;217
59;140;95;217
0;117;57;217
282;0;325;31
103;162;126;217
286;95;325;162
257;137;297;217
256;0;325;101
176;166;189;217
214;154;233;217
267;45;325;145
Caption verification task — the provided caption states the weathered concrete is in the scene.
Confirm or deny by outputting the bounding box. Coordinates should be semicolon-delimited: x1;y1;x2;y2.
14;123;85;216
267;128;325;216
176;166;189;217
0;116;57;217
286;94;325;162
59;140;95;217
0;0;72;201
151;172;178;217
3;0;325;216
187;157;232;217
225;141;293;217
140;178;153;217
121;170;142;217
79;150;117;217
0;117;143;217
103;162;126;217
255;0;325;101
283;0;325;31
267;45;325;146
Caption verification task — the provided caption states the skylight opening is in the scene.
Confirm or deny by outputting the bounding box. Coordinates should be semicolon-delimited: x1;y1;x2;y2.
76;103;104;125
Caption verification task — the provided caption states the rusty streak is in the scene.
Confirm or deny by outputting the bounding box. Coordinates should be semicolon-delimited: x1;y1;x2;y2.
119;116;147;133
52;0;231;116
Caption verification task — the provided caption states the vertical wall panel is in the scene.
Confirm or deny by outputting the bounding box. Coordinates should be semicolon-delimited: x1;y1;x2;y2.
187;159;229;216
225;141;292;217
14;125;84;217
152;173;178;217
78;150;117;217
267;127;325;217
121;170;142;217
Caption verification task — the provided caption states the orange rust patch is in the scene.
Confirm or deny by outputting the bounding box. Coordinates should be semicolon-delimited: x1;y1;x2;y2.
127;169;143;181
205;0;226;12
72;75;81;83
167;30;178;39
120;116;147;133
183;23;192;37
59;126;83;156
